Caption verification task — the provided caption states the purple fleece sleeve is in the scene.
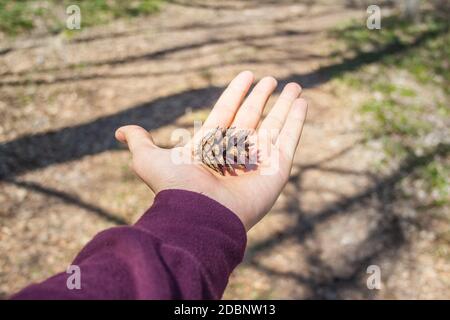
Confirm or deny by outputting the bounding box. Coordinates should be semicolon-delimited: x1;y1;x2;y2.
11;189;247;300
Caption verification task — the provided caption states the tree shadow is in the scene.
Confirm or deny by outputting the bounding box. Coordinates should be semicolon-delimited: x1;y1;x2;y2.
1;25;445;180
3;178;127;225
0;52;323;88
244;143;448;298
1;7;447;298
169;0;306;11
0;24;446;247
0;28;316;81
0;86;221;180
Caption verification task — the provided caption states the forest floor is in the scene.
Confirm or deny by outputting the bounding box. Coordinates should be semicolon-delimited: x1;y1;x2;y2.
0;0;448;299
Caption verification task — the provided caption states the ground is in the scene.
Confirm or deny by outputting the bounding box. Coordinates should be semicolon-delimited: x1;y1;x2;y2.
0;0;448;299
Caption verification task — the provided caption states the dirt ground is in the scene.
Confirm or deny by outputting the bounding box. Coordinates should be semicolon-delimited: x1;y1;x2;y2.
0;0;448;299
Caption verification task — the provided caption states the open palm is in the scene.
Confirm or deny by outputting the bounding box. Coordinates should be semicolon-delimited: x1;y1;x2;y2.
115;71;307;230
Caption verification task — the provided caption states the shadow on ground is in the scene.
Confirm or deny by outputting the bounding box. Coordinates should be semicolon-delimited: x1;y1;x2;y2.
245;143;448;298
1;3;446;298
0;24;444;180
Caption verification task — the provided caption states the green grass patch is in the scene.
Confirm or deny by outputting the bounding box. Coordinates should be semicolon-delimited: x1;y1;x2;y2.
333;12;449;90
0;1;35;36
421;161;450;206
0;0;165;37
333;11;450;208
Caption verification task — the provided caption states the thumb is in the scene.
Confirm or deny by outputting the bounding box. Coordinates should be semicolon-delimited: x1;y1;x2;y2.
115;125;157;154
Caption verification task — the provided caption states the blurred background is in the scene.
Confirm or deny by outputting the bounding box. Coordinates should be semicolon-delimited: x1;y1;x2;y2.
0;0;449;299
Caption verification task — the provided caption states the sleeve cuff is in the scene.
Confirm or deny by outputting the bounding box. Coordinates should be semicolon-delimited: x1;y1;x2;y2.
134;189;247;294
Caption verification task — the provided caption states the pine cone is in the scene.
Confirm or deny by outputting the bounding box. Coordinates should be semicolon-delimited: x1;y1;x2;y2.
196;127;253;175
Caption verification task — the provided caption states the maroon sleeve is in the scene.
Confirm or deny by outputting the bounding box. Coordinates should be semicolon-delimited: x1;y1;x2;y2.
11;189;247;300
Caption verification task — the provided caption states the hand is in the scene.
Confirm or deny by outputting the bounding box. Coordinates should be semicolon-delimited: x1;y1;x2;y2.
115;71;307;230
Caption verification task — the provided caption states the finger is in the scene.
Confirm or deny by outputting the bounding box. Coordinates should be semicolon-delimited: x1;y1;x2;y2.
259;82;302;141
231;76;277;129
276;98;308;163
115;125;157;154
202;70;254;129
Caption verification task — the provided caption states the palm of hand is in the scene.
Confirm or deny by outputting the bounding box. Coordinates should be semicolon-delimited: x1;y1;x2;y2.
116;71;307;230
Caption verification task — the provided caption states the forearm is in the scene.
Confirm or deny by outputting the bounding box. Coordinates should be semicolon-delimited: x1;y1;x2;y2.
12;190;247;300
